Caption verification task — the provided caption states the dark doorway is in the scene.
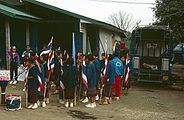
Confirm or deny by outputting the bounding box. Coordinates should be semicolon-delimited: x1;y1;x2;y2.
39;22;73;55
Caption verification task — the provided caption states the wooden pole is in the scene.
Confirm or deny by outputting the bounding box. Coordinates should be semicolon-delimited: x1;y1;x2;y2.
5;20;10;70
1;87;6;105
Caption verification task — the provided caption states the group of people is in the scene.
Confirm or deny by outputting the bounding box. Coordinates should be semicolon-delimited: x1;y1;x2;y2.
8;44;132;109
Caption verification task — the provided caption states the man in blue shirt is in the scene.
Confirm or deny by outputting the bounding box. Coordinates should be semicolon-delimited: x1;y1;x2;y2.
112;53;124;100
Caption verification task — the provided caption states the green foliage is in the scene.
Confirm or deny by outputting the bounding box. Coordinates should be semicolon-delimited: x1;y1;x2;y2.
153;0;184;43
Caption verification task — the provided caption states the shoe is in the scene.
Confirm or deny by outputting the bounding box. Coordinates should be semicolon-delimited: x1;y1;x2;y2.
37;101;41;107
22;88;26;92
92;102;96;107
70;102;73;107
107;98;112;104
12;81;17;85
82;97;89;103
95;95;99;101
42;102;46;108
27;104;33;109
59;99;64;104
100;98;108;105
9;80;13;85
46;98;50;104
32;103;38;109
113;97;120;100
65;102;69;108
85;103;95;108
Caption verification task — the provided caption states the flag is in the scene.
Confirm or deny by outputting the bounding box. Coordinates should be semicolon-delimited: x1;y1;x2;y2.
82;61;88;91
60;80;65;91
40;36;53;56
50;51;55;71
47;51;55;72
125;59;130;86
101;59;108;84
72;32;76;66
86;37;92;55
38;75;44;94
59;58;65;90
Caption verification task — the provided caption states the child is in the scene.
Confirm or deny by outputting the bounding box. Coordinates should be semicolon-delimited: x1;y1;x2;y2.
123;53;132;95
27;55;39;109
100;54;115;105
36;56;46;107
8;46;20;85
81;55;89;103
41;54;50;104
22;45;33;67
85;54;97;108
63;57;77;108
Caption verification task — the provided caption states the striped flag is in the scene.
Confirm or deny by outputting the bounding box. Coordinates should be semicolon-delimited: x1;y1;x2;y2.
59;58;65;90
82;61;88;91
101;59;108;84
60;80;65;91
102;59;108;76
125;59;130;86
38;75;44;94
49;51;55;71
40;37;53;56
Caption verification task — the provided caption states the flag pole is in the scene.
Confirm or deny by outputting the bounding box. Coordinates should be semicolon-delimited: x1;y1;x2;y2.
72;32;76;66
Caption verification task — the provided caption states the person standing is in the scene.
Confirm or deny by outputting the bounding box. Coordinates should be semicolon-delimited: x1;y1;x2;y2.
63;57;77;108
27;55;39;109
8;46;20;85
123;53;132;95
112;53;124;100
36;56;46;107
93;51;101;101
85;54;97;108
100;54;115;105
81;55;89;103
22;45;33;67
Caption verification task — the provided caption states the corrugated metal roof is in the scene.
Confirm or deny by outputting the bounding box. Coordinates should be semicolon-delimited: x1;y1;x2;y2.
0;3;41;21
24;0;126;38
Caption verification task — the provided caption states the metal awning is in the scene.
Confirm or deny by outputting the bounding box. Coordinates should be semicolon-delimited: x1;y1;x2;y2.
0;3;41;21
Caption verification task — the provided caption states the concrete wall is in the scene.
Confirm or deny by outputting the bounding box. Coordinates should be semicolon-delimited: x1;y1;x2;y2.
99;28;121;58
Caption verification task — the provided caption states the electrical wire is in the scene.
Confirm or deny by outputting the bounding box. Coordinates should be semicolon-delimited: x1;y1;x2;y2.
89;0;155;5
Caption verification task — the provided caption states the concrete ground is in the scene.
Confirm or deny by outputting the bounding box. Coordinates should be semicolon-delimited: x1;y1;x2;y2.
0;82;184;120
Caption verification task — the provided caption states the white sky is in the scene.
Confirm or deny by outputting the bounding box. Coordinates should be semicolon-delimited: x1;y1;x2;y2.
37;0;156;26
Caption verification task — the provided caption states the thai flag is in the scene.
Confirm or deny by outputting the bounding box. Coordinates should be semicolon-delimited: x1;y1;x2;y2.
125;59;130;86
82;61;88;91
102;59;108;76
40;37;53;56
50;51;55;71
60;80;65;91
38;75;44;94
59;58;65;90
101;59;108;84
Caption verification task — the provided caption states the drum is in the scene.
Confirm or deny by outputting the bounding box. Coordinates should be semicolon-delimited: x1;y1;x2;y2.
6;94;21;111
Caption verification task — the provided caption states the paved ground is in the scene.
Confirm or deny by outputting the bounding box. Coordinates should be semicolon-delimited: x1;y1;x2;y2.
0;82;184;120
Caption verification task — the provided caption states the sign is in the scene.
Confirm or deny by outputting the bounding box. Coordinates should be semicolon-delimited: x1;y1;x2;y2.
0;70;10;81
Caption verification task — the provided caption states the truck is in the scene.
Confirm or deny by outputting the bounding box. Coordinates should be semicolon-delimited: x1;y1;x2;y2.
130;25;173;83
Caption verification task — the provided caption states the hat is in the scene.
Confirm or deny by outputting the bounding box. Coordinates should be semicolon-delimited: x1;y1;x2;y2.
12;46;16;50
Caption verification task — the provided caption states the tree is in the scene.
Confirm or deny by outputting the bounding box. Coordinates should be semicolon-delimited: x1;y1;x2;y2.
107;11;139;31
153;0;184;42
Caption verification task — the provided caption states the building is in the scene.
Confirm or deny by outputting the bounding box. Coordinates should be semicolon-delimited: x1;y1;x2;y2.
0;0;126;69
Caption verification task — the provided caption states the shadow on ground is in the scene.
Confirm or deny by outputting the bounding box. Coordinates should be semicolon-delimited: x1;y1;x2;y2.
68;110;97;120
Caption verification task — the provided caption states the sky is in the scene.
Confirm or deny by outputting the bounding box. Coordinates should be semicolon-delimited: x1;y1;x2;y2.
37;0;156;27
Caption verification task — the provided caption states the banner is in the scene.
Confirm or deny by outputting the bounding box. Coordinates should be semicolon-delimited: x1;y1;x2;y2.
0;70;10;81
